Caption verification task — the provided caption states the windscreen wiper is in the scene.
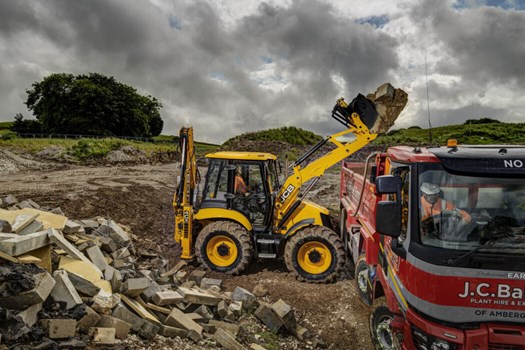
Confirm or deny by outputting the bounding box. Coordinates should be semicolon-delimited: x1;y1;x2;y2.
444;244;523;266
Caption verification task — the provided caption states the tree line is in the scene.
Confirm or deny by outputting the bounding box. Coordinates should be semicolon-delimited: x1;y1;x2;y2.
12;73;163;138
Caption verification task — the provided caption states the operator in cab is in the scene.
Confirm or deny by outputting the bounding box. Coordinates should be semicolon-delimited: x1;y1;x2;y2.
235;166;247;195
420;182;471;223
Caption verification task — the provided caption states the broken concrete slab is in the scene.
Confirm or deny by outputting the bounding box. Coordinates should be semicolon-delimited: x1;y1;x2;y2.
208;320;241;336
17;219;44;236
49;229;103;277
138;320;160;340
86;245;108;272
0;271;55;310
95;220;130;245
200;277;223;291
112;304;145;332
77;305;101;333
255;303;284;334
12;213;39;234
159;325;188;338
232;286;256;309
272;299;296;333
0;230;49;256
91;293;121;314
122;277;150;298
165;308;203;337
177;286;222;306
17;302;42;327
18;245;52;272
188;269;207;284
151;290;183;306
62;220;82;234
217;300;228;318
0;208;67;231
213;328;244;350
0;250;18;263
43;318;77;339
51;270;83;309
88;327;116;345
194;305;214;320
160;260;187;278
96;315;132;339
120;294;160;325
66;271;101;297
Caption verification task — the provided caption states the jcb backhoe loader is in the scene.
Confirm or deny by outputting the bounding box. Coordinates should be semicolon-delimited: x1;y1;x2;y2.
174;83;407;283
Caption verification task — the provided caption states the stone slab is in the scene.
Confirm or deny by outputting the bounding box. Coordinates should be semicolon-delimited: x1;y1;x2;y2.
254;303;283;334
120;294;160;325
152;290;183;306
0;271;56;310
0;208;67;230
177;286;222;306
18;245;52;272
159;325;188;338
165;308;203;336
213;328;244;350
122;277;150;298
66;271;101;297
112;304;145;332
232;287;256;309
0;230;49;256
208;320;240;336
86;245;108;272
96;315;131;340
44;319;77;339
17;303;42;327
51;270;83;309
89;327;115;345
77;306;101;333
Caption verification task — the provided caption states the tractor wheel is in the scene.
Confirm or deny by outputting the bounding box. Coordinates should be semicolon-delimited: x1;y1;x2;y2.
370;297;396;350
284;226;346;283
195;221;253;275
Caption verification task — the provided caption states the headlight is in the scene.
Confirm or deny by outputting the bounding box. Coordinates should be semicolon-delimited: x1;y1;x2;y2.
411;326;459;350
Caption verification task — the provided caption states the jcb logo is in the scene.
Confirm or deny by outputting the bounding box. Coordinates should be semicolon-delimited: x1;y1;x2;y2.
279;185;296;203
504;160;524;168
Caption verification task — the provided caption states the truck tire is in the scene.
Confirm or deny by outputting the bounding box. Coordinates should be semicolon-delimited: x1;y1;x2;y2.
195;221;253;275
370;296;396;350
284;226;346;283
355;254;373;306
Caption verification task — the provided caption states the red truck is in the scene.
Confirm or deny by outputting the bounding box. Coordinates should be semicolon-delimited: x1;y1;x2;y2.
340;142;525;350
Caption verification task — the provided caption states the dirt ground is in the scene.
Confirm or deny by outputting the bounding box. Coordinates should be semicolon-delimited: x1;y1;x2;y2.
0;151;373;350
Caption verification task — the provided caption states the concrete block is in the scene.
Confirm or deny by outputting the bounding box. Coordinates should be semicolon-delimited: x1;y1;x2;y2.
188;269;207;284
112;304;145;332
200;277;223;291
120;294;160;325
12;213;39;233
17;220;44;236
159;325;188;338
177;286;222;306
62;220;82;234
224;310;236;322
217;300;228;318
213;328;244;350
232;286;256;309
255;303;283;334
165;308;203;337
88;327;115;345
49;229;103;277
51;270;83;309
17;303;42;327
140;281;163;302
138;320;160;340
67;271;100;296
272;299;296;332
0;230;49;256
0;271;55;310
122;277;151;297
44;319;77;339
194;305;214;320
110;269;123;292
77;306;101;333
86;245;108;272
208;320;240;336
152;290;183;306
296;326;311;341
96;220;130;245
229;301;242;317
96;315;131;339
160;260;187;278
186;312;205;323
98;236;117;253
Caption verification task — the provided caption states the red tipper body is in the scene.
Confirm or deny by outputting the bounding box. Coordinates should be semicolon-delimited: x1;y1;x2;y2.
340;145;525;350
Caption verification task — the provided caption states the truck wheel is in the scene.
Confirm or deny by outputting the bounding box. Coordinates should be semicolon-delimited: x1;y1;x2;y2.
370;297;396;350
285;226;346;283
355;254;372;306
195;221;253;275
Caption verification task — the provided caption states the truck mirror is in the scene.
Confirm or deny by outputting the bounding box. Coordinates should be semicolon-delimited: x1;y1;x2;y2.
375;175;401;195
376;201;401;238
369;165;377;184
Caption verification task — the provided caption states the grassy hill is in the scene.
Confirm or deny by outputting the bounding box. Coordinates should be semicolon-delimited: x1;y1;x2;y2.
376;122;525;145
223;126;322;147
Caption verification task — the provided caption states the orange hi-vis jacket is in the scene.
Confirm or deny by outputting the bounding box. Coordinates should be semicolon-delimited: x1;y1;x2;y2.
235;175;246;194
421;196;471;222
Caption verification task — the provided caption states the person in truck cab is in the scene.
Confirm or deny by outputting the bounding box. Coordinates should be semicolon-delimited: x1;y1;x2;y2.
420;182;471;224
235;166;247;195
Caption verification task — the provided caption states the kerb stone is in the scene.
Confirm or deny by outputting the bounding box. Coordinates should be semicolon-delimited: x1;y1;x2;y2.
165;308;203;338
213;328;244;350
86;245;108;272
152;290;183;306
50;270;83;309
96;315;131;339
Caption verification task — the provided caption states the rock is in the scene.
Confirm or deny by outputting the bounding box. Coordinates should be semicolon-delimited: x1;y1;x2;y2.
232;286;256;309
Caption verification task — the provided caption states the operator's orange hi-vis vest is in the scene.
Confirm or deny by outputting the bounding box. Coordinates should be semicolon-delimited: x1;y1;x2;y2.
235;175;246;194
421;196;471;222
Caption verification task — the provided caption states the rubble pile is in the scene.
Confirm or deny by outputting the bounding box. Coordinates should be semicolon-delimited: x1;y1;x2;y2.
0;195;312;349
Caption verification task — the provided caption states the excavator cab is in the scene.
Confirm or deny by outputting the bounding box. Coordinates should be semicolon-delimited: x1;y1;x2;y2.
198;152;280;231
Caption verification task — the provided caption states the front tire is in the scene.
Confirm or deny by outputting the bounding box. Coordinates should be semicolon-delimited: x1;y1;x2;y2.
370;297;396;350
195;221;252;275
284;226;346;283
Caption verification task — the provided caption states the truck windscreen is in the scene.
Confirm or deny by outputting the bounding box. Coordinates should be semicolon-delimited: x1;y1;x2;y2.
418;165;525;254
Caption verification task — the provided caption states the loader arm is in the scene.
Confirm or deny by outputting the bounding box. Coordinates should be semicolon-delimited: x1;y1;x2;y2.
274;95;380;230
173;126;197;259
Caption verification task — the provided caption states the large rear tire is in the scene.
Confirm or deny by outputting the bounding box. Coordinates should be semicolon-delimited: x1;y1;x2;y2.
195;221;252;275
370;296;396;350
284;226;346;283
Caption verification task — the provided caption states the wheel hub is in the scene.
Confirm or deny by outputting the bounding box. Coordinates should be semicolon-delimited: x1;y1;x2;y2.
217;243;230;257
308;249;322;263
376;317;393;349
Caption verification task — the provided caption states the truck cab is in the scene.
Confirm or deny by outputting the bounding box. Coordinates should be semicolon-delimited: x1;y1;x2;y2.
341;144;525;349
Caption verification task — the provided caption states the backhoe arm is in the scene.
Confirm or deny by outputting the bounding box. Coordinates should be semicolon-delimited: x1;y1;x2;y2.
173;126;197;259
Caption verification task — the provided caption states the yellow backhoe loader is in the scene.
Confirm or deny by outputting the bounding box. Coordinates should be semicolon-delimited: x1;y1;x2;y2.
174;84;407;282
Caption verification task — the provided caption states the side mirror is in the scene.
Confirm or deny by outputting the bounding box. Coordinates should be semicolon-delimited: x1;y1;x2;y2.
375;175;401;195
376;201;401;238
369;164;377;185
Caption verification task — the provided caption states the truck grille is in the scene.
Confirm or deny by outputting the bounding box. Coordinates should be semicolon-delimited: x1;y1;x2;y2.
489;343;524;350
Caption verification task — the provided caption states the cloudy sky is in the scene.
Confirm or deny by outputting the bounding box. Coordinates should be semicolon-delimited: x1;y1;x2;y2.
0;0;524;143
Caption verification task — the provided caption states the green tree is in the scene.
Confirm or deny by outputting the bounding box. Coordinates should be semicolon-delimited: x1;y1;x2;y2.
11;113;42;134
25;73;163;137
464;118;501;125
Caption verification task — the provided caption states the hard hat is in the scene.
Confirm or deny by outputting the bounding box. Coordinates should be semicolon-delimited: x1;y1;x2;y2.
421;182;440;195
